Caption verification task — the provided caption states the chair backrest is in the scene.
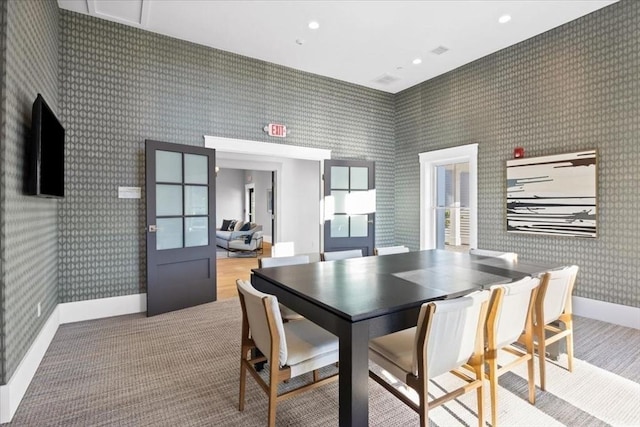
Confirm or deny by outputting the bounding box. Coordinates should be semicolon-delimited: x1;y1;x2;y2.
539;265;579;325
322;249;363;261
414;290;491;378
487;276;539;349
469;248;518;262
259;255;310;268
374;246;410;256
272;242;295;257
236;280;287;367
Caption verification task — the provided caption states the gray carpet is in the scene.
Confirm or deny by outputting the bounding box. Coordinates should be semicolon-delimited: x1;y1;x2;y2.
8;298;640;426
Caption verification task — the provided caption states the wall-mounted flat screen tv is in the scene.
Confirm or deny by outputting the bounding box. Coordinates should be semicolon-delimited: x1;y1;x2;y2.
28;93;65;198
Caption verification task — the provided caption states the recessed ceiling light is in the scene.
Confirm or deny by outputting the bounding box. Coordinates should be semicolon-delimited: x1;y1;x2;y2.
308;21;320;30
412;58;422;65
499;14;511;24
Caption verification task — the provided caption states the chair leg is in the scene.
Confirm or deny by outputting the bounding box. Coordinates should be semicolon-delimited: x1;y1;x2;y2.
566;321;575;373
488;358;499;427
267;366;279;427
419;382;429;427
524;333;536;404
239;360;247;411
527;354;536;404
474;363;484;427
538;325;547;391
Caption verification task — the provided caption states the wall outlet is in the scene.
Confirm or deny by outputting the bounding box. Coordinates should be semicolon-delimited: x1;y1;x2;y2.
37;302;41;318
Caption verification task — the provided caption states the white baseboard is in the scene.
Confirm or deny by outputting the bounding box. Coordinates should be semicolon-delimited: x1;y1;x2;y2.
0;306;60;424
573;296;640;329
58;294;146;324
0;293;146;423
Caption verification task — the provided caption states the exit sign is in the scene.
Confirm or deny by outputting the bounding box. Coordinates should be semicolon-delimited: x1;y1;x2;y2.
267;123;287;138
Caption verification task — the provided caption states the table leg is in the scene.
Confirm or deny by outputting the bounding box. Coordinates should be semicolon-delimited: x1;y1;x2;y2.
338;320;369;427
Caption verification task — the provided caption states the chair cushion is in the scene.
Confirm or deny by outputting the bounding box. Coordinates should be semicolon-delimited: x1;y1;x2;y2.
369;327;415;376
283;319;339;367
279;304;304;321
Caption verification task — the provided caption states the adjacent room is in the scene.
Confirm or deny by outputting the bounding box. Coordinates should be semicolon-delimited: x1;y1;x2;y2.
1;0;638;425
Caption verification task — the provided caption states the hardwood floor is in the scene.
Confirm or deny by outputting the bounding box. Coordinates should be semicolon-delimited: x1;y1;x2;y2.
216;242;272;300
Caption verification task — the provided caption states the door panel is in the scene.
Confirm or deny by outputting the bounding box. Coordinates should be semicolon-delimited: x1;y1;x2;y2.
146;139;216;316
323;159;375;256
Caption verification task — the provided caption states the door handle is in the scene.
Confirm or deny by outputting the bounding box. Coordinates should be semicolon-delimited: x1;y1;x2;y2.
148;225;157;232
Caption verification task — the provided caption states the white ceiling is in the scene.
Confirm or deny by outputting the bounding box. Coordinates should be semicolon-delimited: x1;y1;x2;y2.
57;0;618;94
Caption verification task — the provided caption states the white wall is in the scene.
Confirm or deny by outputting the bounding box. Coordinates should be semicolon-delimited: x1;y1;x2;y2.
245;170;273;240
279;158;321;255
215;168;244;227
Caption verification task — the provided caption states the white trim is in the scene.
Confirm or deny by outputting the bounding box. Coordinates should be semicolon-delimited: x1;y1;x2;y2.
419;144;478;250
204;136;331;162
0;306;60;423
58;294;147;324
573;296;640;329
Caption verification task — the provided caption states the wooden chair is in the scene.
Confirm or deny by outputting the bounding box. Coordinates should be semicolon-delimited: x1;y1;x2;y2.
374;245;410;255
469;248;518;262
321;249;363;261
529;265;579;390
369;290;491;427
236;279;339;427
485;276;540;427
258;255;310;321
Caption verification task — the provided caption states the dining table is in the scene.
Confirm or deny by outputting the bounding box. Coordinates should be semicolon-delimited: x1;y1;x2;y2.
251;249;557;426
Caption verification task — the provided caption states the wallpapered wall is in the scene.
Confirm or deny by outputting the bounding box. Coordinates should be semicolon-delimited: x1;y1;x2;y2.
58;10;395;303
395;0;639;307
1;0;59;382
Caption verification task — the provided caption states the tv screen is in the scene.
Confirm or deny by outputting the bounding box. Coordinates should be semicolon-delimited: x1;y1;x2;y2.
28;93;65;198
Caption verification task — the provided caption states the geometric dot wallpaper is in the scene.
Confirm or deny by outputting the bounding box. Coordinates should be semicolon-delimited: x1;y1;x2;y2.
395;0;639;308
59;11;396;304
1;0;60;382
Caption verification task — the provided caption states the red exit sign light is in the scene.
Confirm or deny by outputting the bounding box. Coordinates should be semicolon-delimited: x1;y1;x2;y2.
267;123;287;137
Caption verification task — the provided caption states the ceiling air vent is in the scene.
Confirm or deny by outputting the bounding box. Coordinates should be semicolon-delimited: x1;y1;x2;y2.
373;74;400;85
431;46;449;55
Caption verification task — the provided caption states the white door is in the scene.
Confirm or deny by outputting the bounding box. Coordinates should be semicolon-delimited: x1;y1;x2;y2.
419;144;478;251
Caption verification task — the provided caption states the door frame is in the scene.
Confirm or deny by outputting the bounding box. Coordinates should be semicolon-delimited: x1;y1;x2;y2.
419;144;478;250
244;182;255;223
204;136;330;252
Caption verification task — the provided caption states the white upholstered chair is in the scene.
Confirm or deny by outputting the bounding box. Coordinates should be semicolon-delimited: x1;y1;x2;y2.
374;245;410;255
469;248;518;262
528;265;579;390
485;276;540;427
321;249;363;261
258;255;310;321
369;290;491;427
236;280;339;427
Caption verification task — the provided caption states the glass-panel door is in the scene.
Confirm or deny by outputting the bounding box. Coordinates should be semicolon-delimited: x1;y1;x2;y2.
324;159;375;256
146;140;216;317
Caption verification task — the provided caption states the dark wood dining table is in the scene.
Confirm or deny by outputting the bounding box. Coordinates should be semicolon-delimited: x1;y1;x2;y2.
251;249;556;426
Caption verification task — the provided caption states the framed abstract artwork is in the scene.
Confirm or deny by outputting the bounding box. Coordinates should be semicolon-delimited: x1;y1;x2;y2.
506;150;597;238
